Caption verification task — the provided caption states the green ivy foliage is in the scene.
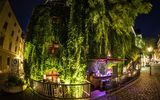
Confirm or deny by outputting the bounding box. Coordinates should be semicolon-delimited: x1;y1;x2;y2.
25;0;152;83
25;5;65;80
86;0;109;58
106;0;151;59
61;0;87;83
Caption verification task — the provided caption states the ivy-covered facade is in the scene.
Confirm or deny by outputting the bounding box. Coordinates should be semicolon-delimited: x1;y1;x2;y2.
24;0;151;83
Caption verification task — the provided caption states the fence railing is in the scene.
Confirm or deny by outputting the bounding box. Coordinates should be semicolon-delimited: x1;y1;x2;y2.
30;79;91;99
100;69;140;90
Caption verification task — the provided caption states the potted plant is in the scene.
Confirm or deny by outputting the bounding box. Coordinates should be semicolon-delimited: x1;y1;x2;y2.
3;75;27;93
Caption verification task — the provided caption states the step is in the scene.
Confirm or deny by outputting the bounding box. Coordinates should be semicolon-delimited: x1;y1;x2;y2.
91;90;107;100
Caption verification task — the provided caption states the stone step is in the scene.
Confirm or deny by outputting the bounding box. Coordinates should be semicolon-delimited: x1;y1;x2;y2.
91;90;107;100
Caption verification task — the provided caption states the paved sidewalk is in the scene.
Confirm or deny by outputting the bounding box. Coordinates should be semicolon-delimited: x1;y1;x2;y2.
0;87;51;100
105;67;160;100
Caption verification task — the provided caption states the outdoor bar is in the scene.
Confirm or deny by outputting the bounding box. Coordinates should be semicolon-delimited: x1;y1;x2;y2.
86;57;134;90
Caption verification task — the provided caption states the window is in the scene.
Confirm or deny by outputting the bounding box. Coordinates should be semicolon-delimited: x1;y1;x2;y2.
14;22;16;27
8;12;12;18
3;22;8;31
0;36;4;47
9;42;12;51
7;57;10;66
16;37;19;42
0;56;2;66
11;31;14;37
0;56;2;70
15;46;17;52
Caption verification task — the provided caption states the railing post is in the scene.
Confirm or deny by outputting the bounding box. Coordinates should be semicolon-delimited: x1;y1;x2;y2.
30;79;91;99
62;85;65;98
150;65;152;75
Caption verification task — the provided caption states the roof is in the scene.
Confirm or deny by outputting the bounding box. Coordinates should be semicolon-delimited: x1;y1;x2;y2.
89;58;127;62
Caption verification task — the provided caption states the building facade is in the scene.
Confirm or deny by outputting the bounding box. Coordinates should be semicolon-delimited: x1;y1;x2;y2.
157;34;160;52
0;0;24;76
156;36;160;61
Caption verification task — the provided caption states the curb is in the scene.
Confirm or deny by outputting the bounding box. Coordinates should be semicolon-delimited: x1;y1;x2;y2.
91;90;106;100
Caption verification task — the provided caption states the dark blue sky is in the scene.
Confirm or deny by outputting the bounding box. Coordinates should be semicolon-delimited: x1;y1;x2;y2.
10;0;160;40
10;0;42;31
134;0;160;40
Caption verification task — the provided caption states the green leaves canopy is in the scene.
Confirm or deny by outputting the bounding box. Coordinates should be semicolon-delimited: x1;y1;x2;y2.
25;0;152;82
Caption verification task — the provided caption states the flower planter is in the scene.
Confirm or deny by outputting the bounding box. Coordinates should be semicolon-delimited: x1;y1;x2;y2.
3;84;27;93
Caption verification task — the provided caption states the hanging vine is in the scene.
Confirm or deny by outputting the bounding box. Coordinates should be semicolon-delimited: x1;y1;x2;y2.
60;0;87;83
24;0;152;82
25;5;65;80
106;0;151;59
86;0;110;58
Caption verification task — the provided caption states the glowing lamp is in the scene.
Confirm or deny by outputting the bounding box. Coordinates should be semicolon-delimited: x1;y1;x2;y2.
57;78;60;83
65;80;70;84
48;76;52;81
147;47;153;52
43;75;46;80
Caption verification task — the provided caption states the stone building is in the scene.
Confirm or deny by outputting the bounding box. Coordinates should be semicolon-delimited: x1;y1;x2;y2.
0;0;24;77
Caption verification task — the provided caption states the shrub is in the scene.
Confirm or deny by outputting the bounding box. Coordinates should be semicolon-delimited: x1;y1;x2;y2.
5;76;25;87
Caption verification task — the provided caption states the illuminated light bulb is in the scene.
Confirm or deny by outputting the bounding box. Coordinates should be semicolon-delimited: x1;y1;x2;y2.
48;76;52;81
43;75;46;80
57;78;60;83
65;80;70;84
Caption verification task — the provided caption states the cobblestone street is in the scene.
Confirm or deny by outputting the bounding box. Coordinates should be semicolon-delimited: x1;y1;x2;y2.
1;64;160;100
0;88;51;100
105;64;160;100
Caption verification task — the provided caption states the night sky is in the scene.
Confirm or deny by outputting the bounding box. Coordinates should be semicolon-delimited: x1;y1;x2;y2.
10;0;160;40
134;0;160;40
9;0;42;31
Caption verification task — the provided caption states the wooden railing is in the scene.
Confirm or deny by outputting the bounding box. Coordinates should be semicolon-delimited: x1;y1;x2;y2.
100;69;141;90
30;79;91;99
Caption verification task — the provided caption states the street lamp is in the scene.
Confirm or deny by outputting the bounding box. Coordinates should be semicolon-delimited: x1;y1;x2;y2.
147;46;153;75
147;46;153;62
147;47;153;53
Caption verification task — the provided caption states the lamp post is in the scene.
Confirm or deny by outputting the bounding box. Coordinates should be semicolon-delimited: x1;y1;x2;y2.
147;47;153;75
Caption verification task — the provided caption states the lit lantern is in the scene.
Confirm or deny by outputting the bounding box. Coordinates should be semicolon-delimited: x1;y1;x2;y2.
115;77;118;82
57;77;60;83
123;67;127;74
128;71;131;77
53;41;59;48
48;76;52;81
43;75;46;80
45;70;60;83
48;41;59;55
